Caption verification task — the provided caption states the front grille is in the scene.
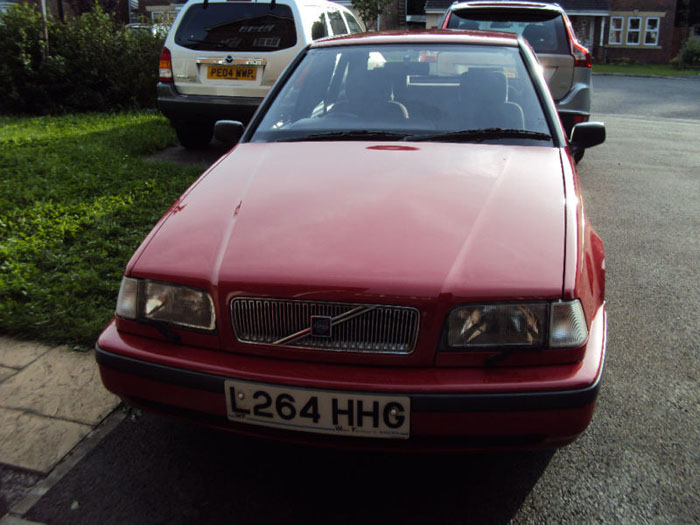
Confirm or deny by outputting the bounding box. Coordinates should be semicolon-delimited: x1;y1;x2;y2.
231;298;420;354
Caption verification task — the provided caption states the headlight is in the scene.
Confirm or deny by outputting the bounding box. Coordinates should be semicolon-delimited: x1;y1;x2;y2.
446;300;587;349
116;277;215;331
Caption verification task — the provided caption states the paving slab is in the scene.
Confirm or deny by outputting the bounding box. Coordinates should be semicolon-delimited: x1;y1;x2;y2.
0;408;90;474
0;366;16;383
0;348;119;426
0;339;51;369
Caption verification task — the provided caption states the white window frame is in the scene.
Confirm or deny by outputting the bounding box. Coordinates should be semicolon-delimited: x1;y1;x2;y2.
644;16;660;46
626;16;642;46
609;16;623;45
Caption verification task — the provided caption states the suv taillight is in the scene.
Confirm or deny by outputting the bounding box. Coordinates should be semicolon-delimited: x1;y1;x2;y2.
571;39;592;68
564;18;592;68
159;47;173;83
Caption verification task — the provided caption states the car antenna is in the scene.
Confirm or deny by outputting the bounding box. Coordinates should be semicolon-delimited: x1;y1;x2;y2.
270;0;276;8
203;0;208;9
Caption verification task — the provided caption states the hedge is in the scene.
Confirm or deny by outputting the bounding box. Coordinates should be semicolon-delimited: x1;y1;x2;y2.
0;3;164;114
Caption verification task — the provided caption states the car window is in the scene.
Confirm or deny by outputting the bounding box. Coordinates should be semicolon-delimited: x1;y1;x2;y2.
327;10;348;35
446;10;569;54
311;12;329;40
251;44;552;144
174;3;297;52
343;12;364;34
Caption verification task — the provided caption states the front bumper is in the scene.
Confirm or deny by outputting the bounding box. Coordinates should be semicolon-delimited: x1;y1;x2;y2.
96;306;606;451
157;82;263;125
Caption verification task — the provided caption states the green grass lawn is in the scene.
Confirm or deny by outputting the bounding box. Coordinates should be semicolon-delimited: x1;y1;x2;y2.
593;63;700;77
0;112;205;347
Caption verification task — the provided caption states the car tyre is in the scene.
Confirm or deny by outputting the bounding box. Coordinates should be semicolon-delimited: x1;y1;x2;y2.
175;124;213;149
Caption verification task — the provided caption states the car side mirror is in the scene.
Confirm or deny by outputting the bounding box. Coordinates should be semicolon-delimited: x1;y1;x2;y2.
214;120;245;145
570;122;606;150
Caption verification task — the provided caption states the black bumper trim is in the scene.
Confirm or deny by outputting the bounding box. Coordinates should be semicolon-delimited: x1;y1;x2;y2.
156;83;263;124
96;346;600;413
126;397;548;450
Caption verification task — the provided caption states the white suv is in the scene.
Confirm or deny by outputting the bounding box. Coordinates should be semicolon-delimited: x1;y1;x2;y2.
158;0;365;148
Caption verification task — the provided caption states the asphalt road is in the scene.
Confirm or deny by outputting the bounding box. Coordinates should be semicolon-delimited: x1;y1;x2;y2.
18;75;700;524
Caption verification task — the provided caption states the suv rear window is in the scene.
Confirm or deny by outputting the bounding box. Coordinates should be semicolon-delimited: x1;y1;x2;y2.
174;3;297;52
446;9;568;54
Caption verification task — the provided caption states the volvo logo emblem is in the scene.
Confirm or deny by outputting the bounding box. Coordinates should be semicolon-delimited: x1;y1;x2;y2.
272;305;376;346
310;316;332;338
225;55;234;64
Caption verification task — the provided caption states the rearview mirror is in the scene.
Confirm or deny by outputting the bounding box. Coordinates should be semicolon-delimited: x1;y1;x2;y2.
214;120;245;145
570;122;606;150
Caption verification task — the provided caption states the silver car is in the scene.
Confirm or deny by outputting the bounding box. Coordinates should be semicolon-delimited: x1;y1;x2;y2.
440;2;591;146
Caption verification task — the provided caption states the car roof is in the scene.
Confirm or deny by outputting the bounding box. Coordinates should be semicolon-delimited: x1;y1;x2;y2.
180;0;346;7
448;1;565;14
309;29;521;49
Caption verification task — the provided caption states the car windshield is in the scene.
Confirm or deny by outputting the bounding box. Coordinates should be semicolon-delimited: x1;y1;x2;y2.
174;3;296;52
250;44;553;144
446;10;569;54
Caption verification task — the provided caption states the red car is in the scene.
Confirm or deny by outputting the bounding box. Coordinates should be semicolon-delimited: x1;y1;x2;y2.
97;30;607;450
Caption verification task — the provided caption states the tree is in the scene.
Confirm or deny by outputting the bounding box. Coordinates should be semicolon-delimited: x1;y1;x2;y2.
64;0;128;22
676;0;700;28
351;0;395;30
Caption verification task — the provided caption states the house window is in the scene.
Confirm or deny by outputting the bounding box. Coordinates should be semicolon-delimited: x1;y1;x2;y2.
644;17;660;46
609;16;623;45
627;17;641;45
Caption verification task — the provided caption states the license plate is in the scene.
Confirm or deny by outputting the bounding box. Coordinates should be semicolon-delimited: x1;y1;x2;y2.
207;65;257;81
224;380;410;439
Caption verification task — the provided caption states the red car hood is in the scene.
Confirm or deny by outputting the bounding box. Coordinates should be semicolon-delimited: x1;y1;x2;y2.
130;142;566;302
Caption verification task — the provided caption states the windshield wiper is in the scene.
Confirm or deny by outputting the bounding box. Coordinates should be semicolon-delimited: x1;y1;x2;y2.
178;38;228;49
406;129;552;143
275;130;410;142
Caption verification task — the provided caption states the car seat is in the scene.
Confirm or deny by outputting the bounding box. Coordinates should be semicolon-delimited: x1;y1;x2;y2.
458;69;524;130
332;67;409;122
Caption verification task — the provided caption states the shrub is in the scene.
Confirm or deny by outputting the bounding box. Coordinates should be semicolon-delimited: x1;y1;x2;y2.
678;38;700;69
0;4;164;114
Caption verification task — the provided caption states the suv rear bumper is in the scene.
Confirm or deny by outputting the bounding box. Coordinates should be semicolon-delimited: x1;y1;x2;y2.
157;83;263;125
556;81;592;135
555;82;591;116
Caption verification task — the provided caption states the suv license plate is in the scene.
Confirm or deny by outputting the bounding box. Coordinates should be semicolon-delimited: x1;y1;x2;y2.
224;380;410;439
207;65;257;80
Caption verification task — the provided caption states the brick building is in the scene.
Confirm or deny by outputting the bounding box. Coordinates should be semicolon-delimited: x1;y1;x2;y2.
602;0;677;63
